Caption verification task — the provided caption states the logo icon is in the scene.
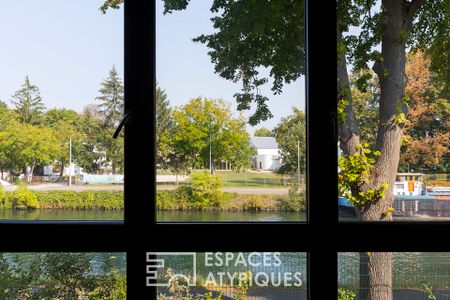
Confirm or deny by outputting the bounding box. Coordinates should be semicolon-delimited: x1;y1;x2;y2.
146;252;197;287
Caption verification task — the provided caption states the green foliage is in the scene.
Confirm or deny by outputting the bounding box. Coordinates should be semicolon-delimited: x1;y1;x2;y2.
191;171;225;209
0;120;60;181
0;253;126;300
0;190;123;210
253;127;273;137
94;66;125;174
8;189;39;210
232;270;250;300
338;288;355;300
338;99;349;123
156;84;173;168
338;143;388;206
11;76;46;125
169;98;254;172
277;182;305;212
273;107;306;174
422;283;437;300
242;195;264;211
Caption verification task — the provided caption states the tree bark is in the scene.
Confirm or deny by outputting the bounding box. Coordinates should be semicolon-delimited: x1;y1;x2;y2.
359;252;393;300
337;27;360;156
339;1;426;299
357;0;412;221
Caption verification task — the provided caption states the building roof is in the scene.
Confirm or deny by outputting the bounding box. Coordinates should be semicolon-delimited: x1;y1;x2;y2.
250;137;279;150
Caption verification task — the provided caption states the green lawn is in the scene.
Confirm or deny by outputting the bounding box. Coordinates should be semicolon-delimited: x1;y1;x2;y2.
157;170;296;188
207;170;293;188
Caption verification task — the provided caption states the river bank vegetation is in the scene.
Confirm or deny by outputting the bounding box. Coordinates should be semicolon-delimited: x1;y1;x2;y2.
0;185;123;210
0;252;126;300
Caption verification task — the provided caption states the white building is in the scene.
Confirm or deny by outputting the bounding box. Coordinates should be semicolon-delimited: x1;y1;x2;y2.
250;137;281;171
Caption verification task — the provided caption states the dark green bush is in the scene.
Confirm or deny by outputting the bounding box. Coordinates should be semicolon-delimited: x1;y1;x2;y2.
276;185;305;212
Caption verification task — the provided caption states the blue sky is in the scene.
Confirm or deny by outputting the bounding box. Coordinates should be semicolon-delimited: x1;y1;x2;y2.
156;1;305;134
0;1;304;134
0;0;123;113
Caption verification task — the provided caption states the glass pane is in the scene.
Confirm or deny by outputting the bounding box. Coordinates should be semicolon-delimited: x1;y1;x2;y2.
0;1;124;221
338;252;450;299
149;252;307;299
337;1;449;222
156;1;306;222
0;252;126;298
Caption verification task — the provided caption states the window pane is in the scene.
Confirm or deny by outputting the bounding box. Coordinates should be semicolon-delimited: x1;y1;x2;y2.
337;1;449;222
156;0;306;222
338;252;450;299
0;252;126;297
0;1;124;221
150;252;307;299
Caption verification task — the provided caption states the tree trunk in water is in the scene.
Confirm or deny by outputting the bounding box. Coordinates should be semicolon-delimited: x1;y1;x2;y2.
360;252;393;300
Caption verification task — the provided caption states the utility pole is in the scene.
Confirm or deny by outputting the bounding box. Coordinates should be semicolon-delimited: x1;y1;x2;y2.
68;138;72;186
209;130;213;174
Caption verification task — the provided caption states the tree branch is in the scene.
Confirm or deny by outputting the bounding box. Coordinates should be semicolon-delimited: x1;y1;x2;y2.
405;0;426;21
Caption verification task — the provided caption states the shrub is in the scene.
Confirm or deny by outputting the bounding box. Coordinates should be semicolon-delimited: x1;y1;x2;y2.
338;288;355;300
242;195;264;211
276;183;305;212
8;189;39;209
190;171;225;209
156;190;178;210
0;185;6;208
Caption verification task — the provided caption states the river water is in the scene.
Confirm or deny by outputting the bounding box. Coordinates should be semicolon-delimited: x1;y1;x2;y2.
0;209;123;220
338;252;450;288
0;209;305;222
157;211;306;222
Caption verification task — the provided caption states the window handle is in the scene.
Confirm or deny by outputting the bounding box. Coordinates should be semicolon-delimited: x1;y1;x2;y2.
113;112;132;139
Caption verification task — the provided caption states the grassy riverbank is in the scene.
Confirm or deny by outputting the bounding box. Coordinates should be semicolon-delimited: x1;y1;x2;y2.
0;187;124;210
157;190;305;212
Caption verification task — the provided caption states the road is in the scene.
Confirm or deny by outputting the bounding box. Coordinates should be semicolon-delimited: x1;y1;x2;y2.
2;183;124;192
2;184;288;194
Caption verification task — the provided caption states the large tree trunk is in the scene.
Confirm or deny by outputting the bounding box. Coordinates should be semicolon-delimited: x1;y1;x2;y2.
338;1;426;299
357;0;411;221
359;252;393;300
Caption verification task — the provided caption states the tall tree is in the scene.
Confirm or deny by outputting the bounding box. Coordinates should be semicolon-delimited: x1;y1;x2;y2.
76;108;108;174
44;109;85;177
273;108;306;175
0;120;59;182
156;84;172;167
10;76;46;125
337;1;448;299
169;98;254;172
96;66;124;128
400;50;450;173
254;127;273;137
96;67;125;174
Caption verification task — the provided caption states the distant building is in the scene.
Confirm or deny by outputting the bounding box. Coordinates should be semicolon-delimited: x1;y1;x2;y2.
250;137;281;171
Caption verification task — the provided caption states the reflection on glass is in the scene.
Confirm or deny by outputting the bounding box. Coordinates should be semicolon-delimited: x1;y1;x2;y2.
151;252;306;300
0;252;126;298
156;1;306;222
0;1;124;220
338;252;450;300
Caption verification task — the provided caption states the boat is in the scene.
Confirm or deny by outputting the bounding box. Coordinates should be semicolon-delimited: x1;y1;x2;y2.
339;173;450;218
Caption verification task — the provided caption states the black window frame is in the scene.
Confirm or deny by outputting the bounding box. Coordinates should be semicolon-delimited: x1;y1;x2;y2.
7;1;448;300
